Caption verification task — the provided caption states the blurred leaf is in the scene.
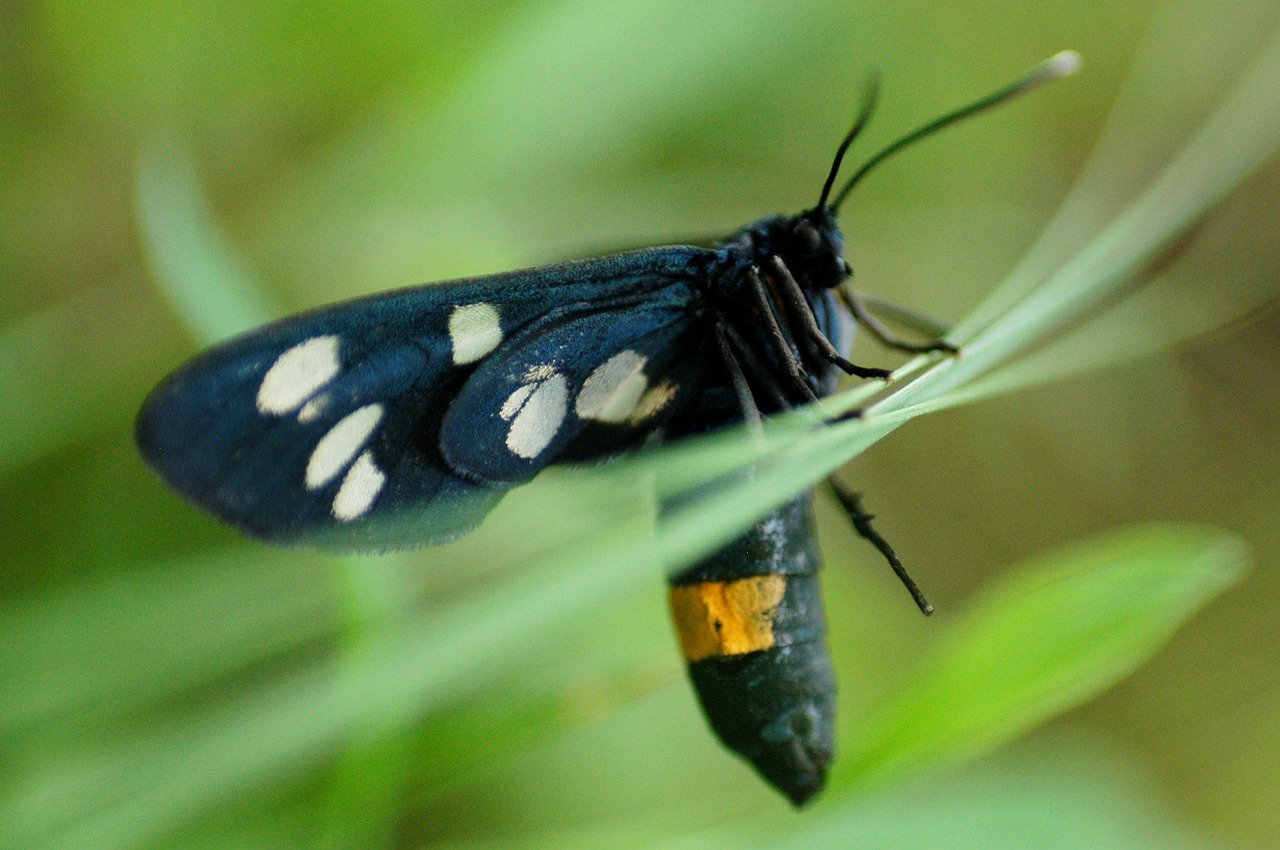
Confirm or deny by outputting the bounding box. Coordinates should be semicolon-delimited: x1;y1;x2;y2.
833;524;1248;792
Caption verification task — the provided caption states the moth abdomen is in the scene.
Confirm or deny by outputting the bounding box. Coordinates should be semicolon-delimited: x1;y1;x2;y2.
667;494;835;806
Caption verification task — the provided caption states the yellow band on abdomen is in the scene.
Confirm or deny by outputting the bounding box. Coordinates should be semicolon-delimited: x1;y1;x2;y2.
668;575;787;662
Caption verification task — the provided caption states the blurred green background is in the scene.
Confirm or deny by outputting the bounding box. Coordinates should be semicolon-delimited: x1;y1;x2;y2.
3;1;1279;848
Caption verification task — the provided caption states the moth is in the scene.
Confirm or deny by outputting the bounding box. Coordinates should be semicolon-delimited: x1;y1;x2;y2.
137;52;1079;805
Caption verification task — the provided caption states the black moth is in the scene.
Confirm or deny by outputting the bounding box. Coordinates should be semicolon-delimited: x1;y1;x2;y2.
137;53;1078;806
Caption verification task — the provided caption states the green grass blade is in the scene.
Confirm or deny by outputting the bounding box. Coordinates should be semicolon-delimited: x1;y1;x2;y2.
951;1;1280;340
135;136;281;344
897;18;1280;403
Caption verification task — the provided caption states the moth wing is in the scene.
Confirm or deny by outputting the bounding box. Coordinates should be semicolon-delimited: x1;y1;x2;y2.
136;249;711;550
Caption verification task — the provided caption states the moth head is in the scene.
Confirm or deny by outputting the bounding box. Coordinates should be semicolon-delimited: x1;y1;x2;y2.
789;208;850;290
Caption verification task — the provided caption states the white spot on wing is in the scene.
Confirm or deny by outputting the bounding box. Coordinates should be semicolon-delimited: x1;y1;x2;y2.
629;379;679;423
575;350;649;423
257;336;341;416
297;394;329;423
500;383;534;420
449;303;502;365
505;371;567;459
332;450;386;521
305;403;384;490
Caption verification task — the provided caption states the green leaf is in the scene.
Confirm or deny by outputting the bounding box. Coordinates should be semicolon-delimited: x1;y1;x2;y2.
833;524;1248;793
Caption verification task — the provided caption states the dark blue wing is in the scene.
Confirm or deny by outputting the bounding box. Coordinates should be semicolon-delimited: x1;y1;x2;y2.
136;247;712;551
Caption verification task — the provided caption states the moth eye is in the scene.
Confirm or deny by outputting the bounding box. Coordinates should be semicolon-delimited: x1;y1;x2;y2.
795;222;822;253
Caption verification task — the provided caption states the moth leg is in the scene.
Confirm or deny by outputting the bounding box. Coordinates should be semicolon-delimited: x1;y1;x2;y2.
745;267;819;403
719;322;793;412
826;479;933;616
839;288;959;354
758;265;824;368
715;322;764;434
767;256;891;380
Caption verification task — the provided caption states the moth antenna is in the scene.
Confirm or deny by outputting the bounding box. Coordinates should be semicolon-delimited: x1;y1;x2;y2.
815;72;880;211
828;50;1081;212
